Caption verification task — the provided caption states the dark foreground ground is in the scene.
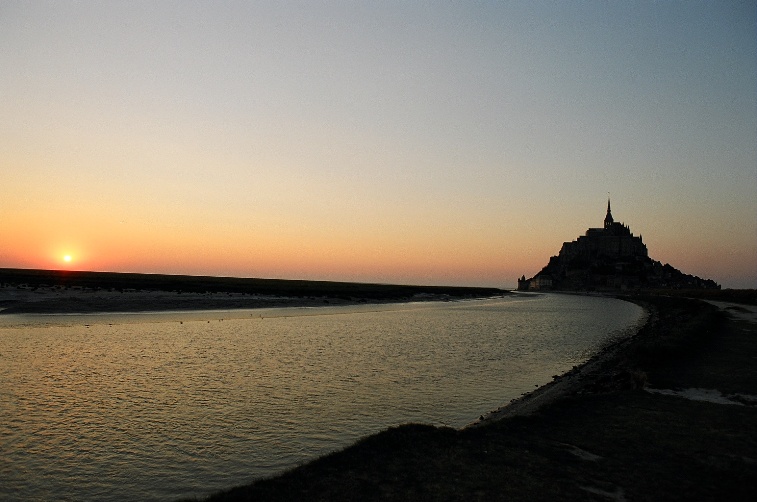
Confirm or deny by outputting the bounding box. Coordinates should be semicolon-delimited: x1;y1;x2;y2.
198;293;757;501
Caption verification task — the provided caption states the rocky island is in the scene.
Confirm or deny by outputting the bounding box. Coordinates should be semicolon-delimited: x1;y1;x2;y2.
518;200;720;291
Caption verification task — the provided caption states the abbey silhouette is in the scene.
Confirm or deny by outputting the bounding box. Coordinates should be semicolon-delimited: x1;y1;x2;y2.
518;200;719;291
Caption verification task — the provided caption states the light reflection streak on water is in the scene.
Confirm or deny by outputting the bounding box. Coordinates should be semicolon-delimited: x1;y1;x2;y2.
0;294;645;501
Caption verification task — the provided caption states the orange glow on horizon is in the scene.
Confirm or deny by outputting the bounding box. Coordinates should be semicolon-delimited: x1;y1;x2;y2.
0;202;751;289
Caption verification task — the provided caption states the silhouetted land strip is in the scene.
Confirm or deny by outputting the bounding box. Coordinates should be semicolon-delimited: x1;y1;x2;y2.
640;287;757;306
0;268;504;314
199;294;757;501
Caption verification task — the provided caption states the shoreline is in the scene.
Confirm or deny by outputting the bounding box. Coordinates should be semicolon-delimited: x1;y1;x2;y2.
0;284;507;316
467;294;652;427
0;268;505;316
200;293;757;501
468;289;757;428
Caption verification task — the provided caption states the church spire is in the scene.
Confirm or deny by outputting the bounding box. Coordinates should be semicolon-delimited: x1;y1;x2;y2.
604;198;614;229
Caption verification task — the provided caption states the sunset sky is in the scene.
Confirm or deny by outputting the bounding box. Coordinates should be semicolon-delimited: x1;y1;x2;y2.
1;1;755;289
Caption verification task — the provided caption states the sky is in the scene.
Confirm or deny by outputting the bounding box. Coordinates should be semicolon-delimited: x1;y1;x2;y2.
1;1;755;289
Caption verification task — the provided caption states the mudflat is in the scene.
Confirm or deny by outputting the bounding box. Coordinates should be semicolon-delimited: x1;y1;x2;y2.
201;294;757;501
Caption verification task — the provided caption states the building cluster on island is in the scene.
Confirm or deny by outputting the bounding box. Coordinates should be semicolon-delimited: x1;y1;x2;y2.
518;200;720;291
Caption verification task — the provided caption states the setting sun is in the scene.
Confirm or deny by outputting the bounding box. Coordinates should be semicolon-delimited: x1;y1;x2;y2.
63;255;72;263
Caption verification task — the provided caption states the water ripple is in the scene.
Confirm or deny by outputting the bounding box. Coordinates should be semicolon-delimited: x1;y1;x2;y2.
0;295;644;501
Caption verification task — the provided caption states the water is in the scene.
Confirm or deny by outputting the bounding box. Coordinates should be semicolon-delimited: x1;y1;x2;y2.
0;294;645;501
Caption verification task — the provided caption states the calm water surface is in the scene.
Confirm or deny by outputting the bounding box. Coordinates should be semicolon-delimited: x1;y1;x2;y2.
0;294;645;501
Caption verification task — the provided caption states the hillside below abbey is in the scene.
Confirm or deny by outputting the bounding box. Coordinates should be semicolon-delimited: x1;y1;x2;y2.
518;200;719;291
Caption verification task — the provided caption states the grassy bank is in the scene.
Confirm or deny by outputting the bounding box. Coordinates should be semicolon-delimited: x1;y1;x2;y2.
0;268;502;299
198;295;756;501
0;268;504;314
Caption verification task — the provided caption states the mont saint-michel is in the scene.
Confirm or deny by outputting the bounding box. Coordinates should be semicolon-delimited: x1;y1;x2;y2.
518;200;720;291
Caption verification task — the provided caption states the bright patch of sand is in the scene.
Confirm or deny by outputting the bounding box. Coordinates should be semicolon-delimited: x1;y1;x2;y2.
704;301;757;323
645;387;757;406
